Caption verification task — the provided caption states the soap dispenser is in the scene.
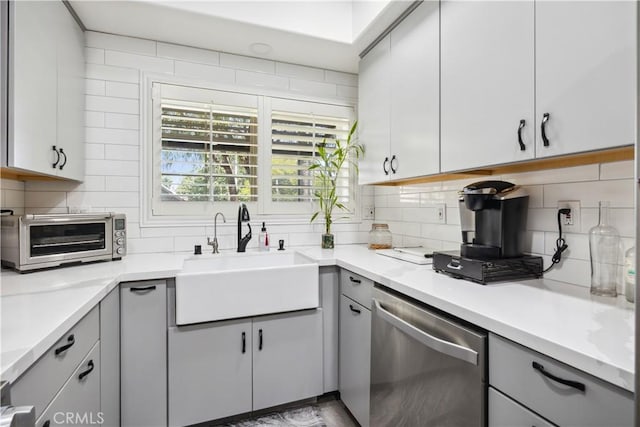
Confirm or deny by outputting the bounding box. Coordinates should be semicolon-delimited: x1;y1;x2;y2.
259;222;269;252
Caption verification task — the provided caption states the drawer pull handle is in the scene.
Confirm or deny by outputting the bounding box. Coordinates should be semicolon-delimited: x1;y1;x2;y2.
54;334;75;356
43;421;50;427
259;329;263;351
532;361;585;392
241;332;246;354
349;304;361;314
517;119;526;151
349;276;362;284
383;157;390;175
52;146;60;169
541;113;550;147
58;148;67;170
78;360;95;380
130;285;156;292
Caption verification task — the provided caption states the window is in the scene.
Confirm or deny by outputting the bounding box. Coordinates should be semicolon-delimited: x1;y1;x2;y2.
148;82;356;220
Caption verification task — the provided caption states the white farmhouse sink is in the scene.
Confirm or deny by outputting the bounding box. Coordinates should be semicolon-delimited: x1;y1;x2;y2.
175;251;319;325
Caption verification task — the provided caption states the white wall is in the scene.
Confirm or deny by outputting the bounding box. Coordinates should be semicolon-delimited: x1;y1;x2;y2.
17;31;371;254
0;179;25;215
374;161;636;289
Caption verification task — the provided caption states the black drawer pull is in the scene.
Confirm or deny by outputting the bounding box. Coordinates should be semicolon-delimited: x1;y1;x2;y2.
382;157;389;175
541;113;550;147
241;332;246;354
58;148;67;170
349;276;361;284
43;421;50;427
55;334;75;356
517;119;526;151
78;360;95;380
259;329;263;351
349;304;361;314
532;361;585;392
52;146;60;169
130;285;156;292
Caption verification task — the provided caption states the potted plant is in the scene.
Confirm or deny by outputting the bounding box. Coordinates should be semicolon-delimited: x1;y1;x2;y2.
309;121;364;249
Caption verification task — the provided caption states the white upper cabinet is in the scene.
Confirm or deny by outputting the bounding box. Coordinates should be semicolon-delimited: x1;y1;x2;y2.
440;0;535;172
535;1;636;158
358;34;391;185
390;0;439;180
359;1;440;184
7;1;85;180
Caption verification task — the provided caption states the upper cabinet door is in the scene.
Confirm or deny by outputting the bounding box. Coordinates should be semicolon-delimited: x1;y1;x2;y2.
9;1;59;175
56;2;85;181
440;0;535;172
390;1;440;180
535;1;636;158
358;35;391;185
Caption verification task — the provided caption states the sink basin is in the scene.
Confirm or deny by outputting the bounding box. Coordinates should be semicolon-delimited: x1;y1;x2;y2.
175;251;319;325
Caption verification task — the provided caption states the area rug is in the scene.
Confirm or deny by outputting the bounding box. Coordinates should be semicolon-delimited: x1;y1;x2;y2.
220;405;326;427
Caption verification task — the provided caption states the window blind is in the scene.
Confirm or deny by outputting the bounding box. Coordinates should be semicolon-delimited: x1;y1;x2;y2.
160;99;258;203
271;111;351;204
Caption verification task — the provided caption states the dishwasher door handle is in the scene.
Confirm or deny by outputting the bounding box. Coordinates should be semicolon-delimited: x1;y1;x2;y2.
373;299;478;365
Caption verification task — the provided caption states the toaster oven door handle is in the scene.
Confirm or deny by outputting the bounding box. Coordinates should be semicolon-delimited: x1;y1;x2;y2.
373;299;478;365
31;239;104;248
23;214;113;223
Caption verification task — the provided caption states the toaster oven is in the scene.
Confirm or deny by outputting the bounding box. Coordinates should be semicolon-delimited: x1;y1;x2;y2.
1;213;126;272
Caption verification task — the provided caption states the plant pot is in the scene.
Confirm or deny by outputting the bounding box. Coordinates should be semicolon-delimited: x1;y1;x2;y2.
321;233;334;249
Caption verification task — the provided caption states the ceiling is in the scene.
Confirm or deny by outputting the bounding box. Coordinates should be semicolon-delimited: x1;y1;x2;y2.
70;0;416;73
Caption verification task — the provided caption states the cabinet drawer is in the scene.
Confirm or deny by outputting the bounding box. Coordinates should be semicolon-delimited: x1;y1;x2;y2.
489;333;633;426
340;269;373;308
489;387;553;427
36;341;101;427
12;306;99;419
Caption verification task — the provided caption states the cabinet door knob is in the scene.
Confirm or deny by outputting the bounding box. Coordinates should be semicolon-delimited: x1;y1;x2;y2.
52;146;60;169
382;157;390;175
78;360;95;380
390;155;398;174
541;113;550;147
58;148;67;170
532;361;585;392
517;119;526;151
54;334;75;356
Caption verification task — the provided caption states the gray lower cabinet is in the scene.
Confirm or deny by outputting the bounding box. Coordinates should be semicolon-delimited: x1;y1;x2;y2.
489;387;554;427
168;319;252;427
120;280;167;427
339;294;371;427
100;287;120;427
253;309;323;411
37;342;101;427
320;266;340;393
489;333;633;426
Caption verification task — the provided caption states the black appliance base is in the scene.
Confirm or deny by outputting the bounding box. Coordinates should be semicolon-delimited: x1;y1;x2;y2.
433;251;543;284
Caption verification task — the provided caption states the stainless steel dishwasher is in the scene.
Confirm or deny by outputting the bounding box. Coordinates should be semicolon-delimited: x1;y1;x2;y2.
370;286;487;426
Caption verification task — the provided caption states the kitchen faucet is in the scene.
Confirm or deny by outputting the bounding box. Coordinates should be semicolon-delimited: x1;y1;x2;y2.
207;212;226;254
237;203;252;252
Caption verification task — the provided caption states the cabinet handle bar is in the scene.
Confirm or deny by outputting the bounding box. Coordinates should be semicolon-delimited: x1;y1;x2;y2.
532;361;585;392
54;334;75;356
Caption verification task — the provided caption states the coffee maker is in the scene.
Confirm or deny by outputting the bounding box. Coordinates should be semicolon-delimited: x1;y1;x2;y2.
433;180;543;284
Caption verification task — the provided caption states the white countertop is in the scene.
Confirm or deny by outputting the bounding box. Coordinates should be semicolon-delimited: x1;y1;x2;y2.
1;245;634;393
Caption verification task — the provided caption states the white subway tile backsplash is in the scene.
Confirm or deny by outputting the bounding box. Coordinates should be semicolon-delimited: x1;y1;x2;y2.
105;144;140;161
543;180;634;208
86;32;156;56
85;79;106;96
157;42;220;65
105;176;139;192
600;160;635;180
503;164;599;185
86;63;140;83
85;159;139;176
337;85;358;99
105;113;139;130
86;95;139;114
236;70;288;91
86;127;139;145
174;61;235;84
220;53;274;74
1;179;25;191
324;70;358;86
1;189;25;213
67;191;139;208
128;237;174;254
289;79;337;98
85;143;105;160
275;62;324;81
25;191;67;209
85;111;105;128
105;51;174;74
85;47;105;65
105;82;139;99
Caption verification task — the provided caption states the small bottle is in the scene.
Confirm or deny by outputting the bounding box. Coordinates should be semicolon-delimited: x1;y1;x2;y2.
259;222;269;252
589;201;620;297
625;246;635;303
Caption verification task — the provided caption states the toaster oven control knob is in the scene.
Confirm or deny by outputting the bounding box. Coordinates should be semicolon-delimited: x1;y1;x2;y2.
116;231;124;237
116;247;125;255
116;238;125;245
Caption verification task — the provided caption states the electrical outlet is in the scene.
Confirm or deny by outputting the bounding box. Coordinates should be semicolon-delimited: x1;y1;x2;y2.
436;204;446;224
363;205;375;220
558;200;581;233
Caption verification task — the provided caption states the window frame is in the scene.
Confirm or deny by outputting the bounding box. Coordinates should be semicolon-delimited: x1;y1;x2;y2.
140;73;360;227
